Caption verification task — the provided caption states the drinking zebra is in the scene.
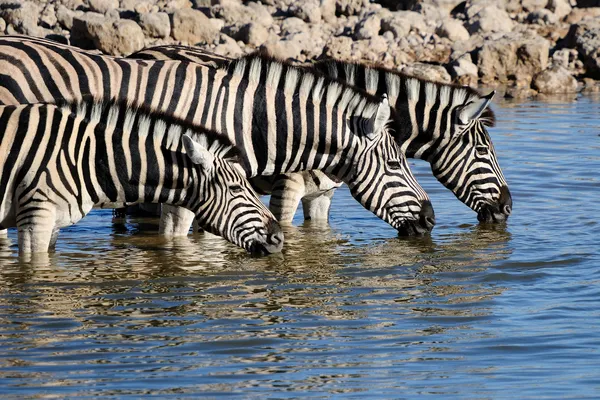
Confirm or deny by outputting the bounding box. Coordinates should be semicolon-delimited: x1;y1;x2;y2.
0;98;284;255
0;35;434;236
128;45;511;223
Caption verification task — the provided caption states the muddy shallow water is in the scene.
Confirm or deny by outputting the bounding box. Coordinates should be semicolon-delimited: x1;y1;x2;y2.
0;94;599;398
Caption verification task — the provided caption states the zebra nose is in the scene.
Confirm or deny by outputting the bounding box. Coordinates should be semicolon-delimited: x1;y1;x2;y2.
498;185;512;216
418;200;436;232
266;220;284;253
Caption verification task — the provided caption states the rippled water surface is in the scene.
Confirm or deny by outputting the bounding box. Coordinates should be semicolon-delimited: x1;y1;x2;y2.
1;94;599;398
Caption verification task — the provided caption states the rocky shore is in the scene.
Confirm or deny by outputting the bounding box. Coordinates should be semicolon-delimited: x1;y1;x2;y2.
1;0;600;96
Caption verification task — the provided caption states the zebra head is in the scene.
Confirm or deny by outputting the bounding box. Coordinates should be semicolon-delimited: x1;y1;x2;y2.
182;135;284;255
426;90;512;223
345;96;435;235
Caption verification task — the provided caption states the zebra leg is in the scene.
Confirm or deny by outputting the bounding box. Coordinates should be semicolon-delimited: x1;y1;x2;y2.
301;191;335;222
49;228;60;250
269;174;305;224
16;208;57;254
159;204;194;236
0;229;6;237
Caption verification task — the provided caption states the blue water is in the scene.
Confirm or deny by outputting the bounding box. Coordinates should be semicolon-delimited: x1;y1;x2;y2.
0;94;599;398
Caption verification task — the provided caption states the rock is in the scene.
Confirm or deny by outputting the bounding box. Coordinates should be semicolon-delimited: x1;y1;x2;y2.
533;65;578;93
336;0;369;16
354;13;381;40
528;9;559;25
321;0;336;22
73;15;145;55
171;8;218;44
547;0;572;20
562;17;600;78
401;63;452;83
261;37;302;60
381;11;427;38
281;17;308;36
289;0;322;23
87;0;119;14
323;35;353;59
552;48;584;74
521;0;547;12
40;4;58;28
436;18;469;42
565;7;600;24
57;5;84;30
504;86;537;99
448;53;478;81
213;0;272;28
467;5;514;34
237;23;269;46
0;0;41;35
476;33;549;84
212;34;243;57
165;0;193;10
582;77;600;93
138;12;170;38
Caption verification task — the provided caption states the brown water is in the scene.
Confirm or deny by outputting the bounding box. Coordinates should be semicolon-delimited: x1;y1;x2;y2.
0;94;599;398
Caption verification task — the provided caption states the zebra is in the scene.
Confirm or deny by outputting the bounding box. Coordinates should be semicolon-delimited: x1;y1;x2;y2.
0;35;434;236
0;98;284;255
128;45;512;223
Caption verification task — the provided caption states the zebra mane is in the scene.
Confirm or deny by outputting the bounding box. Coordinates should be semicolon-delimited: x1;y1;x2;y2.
224;51;387;130
316;59;496;128
56;96;243;161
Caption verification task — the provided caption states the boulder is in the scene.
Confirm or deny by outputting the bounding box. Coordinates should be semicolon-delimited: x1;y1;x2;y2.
547;0;572;20
57;5;84;30
381;11;428;38
40;4;58;28
323;35;354;59
336;0;369;16
467;4;514;34
72;15;145;55
476;33;549;84
354;13;381;40
289;0;322;23
436;18;469;42
138;12;170;38
237;22;269;47
532;65;578;93
171;8;219;44
401;63;452;83
0;0;42;35
87;0;119;14
527;9;559;25
521;0;547;12
562;17;600;78
321;0;336;22
448;53;478;83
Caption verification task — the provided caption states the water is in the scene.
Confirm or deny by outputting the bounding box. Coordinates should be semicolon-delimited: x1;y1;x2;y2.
1;94;599;398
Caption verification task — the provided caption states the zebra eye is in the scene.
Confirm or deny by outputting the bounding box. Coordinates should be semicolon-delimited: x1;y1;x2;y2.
387;160;403;170
229;184;244;194
476;146;489;156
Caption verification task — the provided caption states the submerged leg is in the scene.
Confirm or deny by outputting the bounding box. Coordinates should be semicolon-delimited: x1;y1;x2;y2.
301;191;334;222
269;174;305;224
0;229;6;237
16;207;57;254
159;205;194;236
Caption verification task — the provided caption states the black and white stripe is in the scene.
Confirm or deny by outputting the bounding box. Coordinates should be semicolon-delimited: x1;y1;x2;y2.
129;45;511;223
0;36;433;235
0;98;283;254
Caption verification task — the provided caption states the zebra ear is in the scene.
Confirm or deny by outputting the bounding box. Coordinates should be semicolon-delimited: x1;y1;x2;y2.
458;91;495;125
182;135;214;171
367;94;391;139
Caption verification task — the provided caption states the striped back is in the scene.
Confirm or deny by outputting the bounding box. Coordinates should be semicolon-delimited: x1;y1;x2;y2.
0;99;283;254
317;60;512;222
